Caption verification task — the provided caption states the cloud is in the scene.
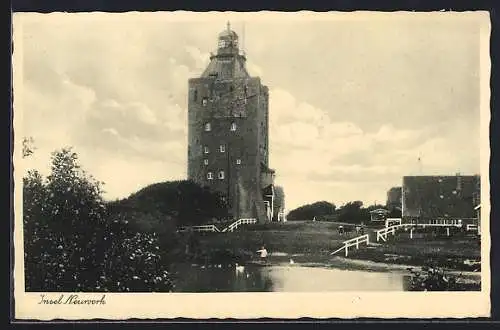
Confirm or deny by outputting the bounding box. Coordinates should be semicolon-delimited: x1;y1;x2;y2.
268;88;480;209
184;45;211;70
17;14;481;210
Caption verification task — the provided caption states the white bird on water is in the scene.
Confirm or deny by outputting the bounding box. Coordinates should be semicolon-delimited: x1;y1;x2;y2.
235;263;245;272
290;259;295;265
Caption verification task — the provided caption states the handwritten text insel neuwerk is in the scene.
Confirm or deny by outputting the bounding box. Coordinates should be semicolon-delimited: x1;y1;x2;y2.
38;294;106;305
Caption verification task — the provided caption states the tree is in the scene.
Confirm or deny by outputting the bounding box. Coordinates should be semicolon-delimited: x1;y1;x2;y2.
287;201;336;221
108;180;230;228
337;201;365;223
23;146;174;292
23;147;108;290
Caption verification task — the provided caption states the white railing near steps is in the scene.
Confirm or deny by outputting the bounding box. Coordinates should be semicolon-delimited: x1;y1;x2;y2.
222;218;257;232
177;218;257;233
177;224;220;233
466;224;478;231
376;224;413;242
376;222;469;242
330;234;370;257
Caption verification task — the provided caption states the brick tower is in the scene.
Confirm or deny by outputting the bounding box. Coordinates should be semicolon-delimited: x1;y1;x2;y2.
187;22;275;222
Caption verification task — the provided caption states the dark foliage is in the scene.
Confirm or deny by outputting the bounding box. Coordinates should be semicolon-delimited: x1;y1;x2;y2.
286;201;336;221
287;200;392;224
388;208;402;218
407;266;464;291
107;180;229;229
23;147;174;292
336;201;366;223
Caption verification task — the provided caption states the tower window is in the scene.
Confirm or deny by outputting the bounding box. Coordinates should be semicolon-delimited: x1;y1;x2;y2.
207;172;213;180
193;89;198;101
204;146;209;154
202;98;208;106
218;171;225;180
204;159;209;165
230;122;237;131
219;145;225;153
236;159;241;165
205;123;211;131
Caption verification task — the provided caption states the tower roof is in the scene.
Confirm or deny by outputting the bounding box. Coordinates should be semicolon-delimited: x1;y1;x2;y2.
199;22;249;79
218;21;238;39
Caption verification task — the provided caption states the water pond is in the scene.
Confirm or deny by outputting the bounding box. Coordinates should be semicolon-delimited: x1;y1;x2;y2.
171;262;410;292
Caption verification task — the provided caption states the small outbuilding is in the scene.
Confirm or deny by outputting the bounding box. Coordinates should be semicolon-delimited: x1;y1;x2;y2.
369;208;390;222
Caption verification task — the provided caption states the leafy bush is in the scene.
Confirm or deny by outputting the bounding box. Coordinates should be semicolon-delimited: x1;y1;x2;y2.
407;266;462;291
107;180;230;228
23;147;174;292
287;200;390;224
287;201;336;221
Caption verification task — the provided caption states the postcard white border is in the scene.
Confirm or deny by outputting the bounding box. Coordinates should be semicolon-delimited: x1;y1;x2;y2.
12;11;491;320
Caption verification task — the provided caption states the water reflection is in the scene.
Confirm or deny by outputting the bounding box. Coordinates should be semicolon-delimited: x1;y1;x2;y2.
172;264;407;292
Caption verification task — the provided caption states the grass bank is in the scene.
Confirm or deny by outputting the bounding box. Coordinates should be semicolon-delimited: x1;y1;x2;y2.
193;221;481;272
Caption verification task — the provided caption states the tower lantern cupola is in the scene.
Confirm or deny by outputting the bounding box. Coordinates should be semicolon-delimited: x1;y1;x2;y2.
217;21;239;54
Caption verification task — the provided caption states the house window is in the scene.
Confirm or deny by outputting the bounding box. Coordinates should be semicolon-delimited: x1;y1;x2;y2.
236;159;241;165
205;123;211;131
218;171;225;180
193;89;198;101
204;146;209;154
207;172;213;180
230;122;237;131
219;145;225;153
204;159;208;165
202;98;208;106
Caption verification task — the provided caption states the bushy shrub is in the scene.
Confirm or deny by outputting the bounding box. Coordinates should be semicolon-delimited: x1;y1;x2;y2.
23;147;174;292
287;201;336;221
108;180;230;227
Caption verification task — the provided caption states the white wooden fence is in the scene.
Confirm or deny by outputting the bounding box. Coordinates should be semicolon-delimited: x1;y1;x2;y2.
330;234;370;257
376;222;472;242
177;224;220;233
177;218;257;234
376;224;412;242
466;224;478;231
222;218;257;232
385;218;402;227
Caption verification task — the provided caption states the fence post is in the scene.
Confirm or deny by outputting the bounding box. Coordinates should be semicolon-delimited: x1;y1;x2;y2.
345;245;348;257
356;239;359;249
410;228;413;239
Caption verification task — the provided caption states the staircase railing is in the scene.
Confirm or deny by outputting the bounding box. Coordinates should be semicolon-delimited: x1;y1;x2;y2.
222;218;257;232
177;218;257;233
376;224;413;242
330;234;370;257
177;224;220;233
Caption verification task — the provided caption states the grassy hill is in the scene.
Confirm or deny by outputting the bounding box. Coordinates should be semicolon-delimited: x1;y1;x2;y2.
106;180;229;233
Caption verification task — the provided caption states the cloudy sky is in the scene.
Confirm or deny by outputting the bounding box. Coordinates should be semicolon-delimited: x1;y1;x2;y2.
14;12;486;210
